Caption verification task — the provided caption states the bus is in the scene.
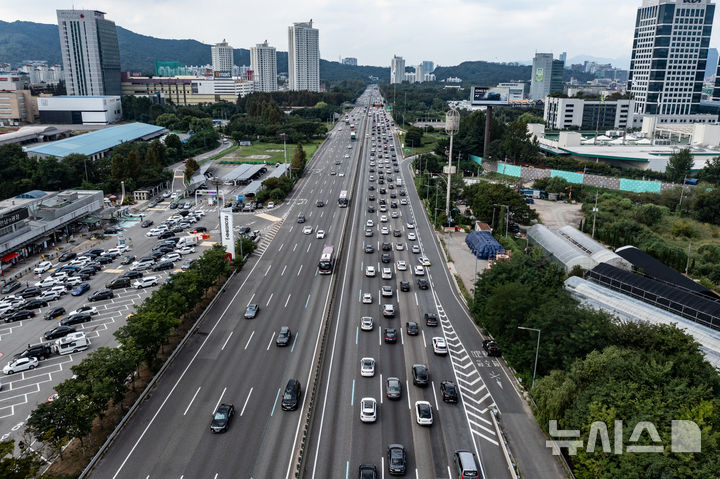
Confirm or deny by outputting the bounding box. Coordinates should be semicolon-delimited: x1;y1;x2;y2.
350;131;357;141
318;246;335;275
338;190;349;208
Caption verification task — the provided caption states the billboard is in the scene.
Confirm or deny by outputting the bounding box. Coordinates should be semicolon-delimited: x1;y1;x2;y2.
470;86;510;106
535;67;544;83
213;71;232;79
0;207;29;229
220;208;235;259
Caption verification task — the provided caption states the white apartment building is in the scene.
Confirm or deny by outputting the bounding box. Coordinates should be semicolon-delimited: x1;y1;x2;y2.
56;10;121;96
391;55;405;84
251;41;278;92
288;21;320;92
212;40;234;73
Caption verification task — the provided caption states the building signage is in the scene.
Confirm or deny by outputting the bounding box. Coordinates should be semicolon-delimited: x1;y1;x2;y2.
0;208;29;229
220;208;235;259
470;86;510;106
213;71;232;79
535;68;544;83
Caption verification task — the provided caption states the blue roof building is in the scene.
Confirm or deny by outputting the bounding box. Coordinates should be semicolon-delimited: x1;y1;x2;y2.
23;122;167;160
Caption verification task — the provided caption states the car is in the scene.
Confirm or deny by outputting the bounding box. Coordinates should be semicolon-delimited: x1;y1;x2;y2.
161;252;181;263
141;220;154;228
395;243;404;251
176;246;196;255
133;276;159;289
483;339;502;357
418;256;431;267
366;219;374;228
106;277;131;289
316;229;326;239
382;267;392;280
181;259;196;270
302;226;313;235
68;306;98;317
276;326;292;346
360;398;377;423
400;198;408;204
380;215;388;223
44;307;66;320
384;328;397;343
407;232;416;241
89;289;114;302
387;444;407;475
381;242;392;251
1;281;21;294
281;378;302;411
244;303;260;319
367;206;376;213
364;229;373;237
362;292;373;304
440;380;459;403
297;214;306;223
361;316;374;331
365;265;376;277
411;245;421;254
400;281;410;292
34;277;62;289
14;343;52;361
432;337;448;355
61;312;92;326
71;282;91;296
364;244;375;254
152;261;174;272
4;309;35;323
368;194;375;201
415;401;433;426
412;364;429;387
24;299;48;310
3;357;38;375
267;201;275;209
209;403;235;433
34;261;53;274
131;260;155;272
44;325;77;341
414;265;425;276
59;252;77;262
424;313;439;327
361;357;376;377
406;321;419;336
381;285;393;297
38;290;62;302
392;230;401;237
339;172;345;177
120;255;136;265
386;377;402;399
383;304;395;317
192;226;208;233
316;200;325;207
368;185;375;192
381;227;389;235
406;222;415;229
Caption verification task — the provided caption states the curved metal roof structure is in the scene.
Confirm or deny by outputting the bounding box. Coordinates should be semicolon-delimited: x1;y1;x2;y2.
558;226;632;271
527;224;597;272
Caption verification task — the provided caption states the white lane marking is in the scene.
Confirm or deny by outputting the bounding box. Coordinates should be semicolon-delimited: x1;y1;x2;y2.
247;293;255;307
431;381;439;410
298;264;303;277
183;387;201;416
240;387;253;416
281;264;287;276
265;265;272;276
212;387;227;414
379;373;383;404
266;293;274;307
422;329;427;348
267;332;276;351
293;243;298;252
221;331;233;351
414;292;419;306
285;293;292;308
406;379;411;409
244;331;255;350
400;327;404;345
279;242;285;252
306;243;311;253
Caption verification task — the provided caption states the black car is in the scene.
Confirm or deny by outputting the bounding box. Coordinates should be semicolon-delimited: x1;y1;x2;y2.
150;251;165;260
384;328;397;343
406;321;419;336
281;379;301;411
78;267;97;277
381;253;391;264
141;220;154;228
24;299;48;310
425;313;438;327
171;226;183;234
152;261;173;272
244;304;260;319
159;231;175;239
14;343;53;361
359;464;377;479
297;214;306;223
400;281;410;292
209;403;235;433
59;252;77;262
103;226;121;235
193;226;208;233
120;255;135;265
417;278;429;290
106;278;131;289
5;309;35;323
61;312;92;326
381;242;392;251
88;249;104;256
368;185;375;191
387;444;407;475
1;280;21;294
276;326;292;346
440;380;459;403
364;244;375;254
412;364;429;387
44;325;77;341
96;255;114;265
120;271;143;280
393;229;401;237
89;289;114;302
168;202;179;209
367;206;376;213
45;307;65;320
483;339;502;357
368;195;376;201
19;287;42;298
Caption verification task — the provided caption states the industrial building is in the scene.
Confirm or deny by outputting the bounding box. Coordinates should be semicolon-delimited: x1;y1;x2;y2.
37;95;122;125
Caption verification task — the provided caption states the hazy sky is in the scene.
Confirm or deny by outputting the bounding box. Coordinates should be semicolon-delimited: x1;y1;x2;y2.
6;1;720;67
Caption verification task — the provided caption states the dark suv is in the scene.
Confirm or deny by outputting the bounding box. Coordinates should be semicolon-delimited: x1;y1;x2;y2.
425;313;438;327
14;343;53;361
412;364;429;387
281;379;301;411
106;277;131;289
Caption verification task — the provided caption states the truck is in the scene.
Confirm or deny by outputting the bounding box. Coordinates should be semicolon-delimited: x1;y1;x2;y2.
350;131;357;141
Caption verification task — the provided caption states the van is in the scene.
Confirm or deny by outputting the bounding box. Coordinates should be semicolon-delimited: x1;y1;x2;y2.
53;332;89;355
454;450;481;479
177;236;199;248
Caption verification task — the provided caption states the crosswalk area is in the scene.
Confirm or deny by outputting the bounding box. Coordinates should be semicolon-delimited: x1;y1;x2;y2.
254;220;284;256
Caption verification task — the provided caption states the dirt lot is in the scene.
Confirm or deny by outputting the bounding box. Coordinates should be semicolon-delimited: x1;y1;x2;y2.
530;199;584;230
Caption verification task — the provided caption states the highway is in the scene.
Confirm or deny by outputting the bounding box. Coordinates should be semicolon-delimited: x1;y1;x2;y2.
90;93;374;478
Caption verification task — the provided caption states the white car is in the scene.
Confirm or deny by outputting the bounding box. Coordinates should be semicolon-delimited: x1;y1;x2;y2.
46;285;67;297
68;306;98;316
408;232;417;241
365;265;376;277
380;215;388;223
176;246;196;255
381;285;393;297
419;256;432;267
381;227;389;235
414;265;425;276
395;243;405;251
146;229;162;237
396;260;407;271
361;357;376;377
344;154;350;158
391;211;399;218
360;397;377;423
303;226;313;235
34;277;64;288
193;210;205;217
3;357;38;375
65;276;83;287
415;401;433;426
133;276;159;289
38;290;62;302
316;230;326;239
362;292;373;304
382;267;392;280
400;199;408;205
339;172;345;177
432;337;448;355
34;261;53;274
406;222;415;229
361;316;374;331
161;252;181;263
366;219;374;228
267;202;275;209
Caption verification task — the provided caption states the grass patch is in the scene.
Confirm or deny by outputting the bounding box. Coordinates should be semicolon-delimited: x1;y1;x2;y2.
202;144;239;164
455;274;473;305
219;140;323;165
438;237;453;262
398;131;446;156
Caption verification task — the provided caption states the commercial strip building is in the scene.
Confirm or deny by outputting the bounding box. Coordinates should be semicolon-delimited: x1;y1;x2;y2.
288;21;320;92
250;41;278;92
121;72;255;105
0;189;104;274
544;97;635;130
37;95;122;125
24;122;166;160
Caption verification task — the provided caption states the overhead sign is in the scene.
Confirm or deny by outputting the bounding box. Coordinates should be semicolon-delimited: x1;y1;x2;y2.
470;86;510;106
220;208;235;259
0;208;29;229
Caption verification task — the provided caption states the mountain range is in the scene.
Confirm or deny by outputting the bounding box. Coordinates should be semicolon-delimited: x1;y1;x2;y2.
0;20;597;85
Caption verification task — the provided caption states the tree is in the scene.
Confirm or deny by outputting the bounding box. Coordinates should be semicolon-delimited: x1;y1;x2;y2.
164;134;184;160
405;127;424;149
692;188;720;225
291;144;307;177
665;148;694;184
699;156;720;185
184;158;200;182
497;119;540;164
155;113;180;130
0;440;41;479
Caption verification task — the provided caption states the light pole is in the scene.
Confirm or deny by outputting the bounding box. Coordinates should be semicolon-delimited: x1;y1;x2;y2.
445;109;460;226
518;326;541;390
280;133;287;164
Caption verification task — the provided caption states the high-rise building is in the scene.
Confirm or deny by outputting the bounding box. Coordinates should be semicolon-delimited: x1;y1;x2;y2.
529;53;564;101
628;0;717;124
415;64;425;84
390;55;405;84
56;10;121;96
559;52;567;65
212;40;234;73
251;41;278;92
706;48;719;79
342;57;358;66
422;61;435;74
288;21;320;92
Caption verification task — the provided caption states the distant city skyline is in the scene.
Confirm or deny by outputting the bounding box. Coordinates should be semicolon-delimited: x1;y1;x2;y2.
10;1;719;67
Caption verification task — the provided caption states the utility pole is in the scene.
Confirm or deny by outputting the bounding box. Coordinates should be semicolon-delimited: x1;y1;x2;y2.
280;133;287;164
518;326;541;390
685;242;691;275
445;109;460;226
591;190;599;238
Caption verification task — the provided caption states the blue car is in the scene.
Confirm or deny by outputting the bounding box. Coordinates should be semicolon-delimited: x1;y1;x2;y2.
71;282;90;296
59;265;79;273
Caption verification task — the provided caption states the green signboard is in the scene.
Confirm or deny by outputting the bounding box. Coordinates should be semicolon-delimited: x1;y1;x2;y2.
535;67;544;83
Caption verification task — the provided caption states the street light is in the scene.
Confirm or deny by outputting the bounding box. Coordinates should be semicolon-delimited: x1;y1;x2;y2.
518;326;541;390
445;109;460;226
280;133;287;164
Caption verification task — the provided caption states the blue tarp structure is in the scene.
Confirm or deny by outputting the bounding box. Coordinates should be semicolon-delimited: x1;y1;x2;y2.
465;231;505;260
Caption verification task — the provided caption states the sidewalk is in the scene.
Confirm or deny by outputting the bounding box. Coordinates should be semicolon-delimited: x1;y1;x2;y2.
440;230;488;295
